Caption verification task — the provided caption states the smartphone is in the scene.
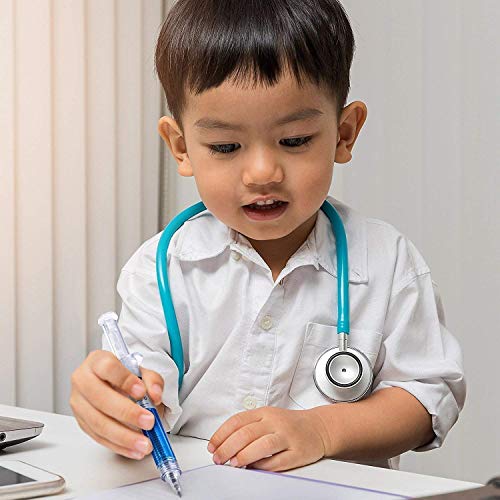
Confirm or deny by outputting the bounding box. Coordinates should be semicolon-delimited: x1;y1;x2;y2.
0;461;65;499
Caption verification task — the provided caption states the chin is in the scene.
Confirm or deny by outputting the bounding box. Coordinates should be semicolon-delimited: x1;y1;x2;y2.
240;226;295;241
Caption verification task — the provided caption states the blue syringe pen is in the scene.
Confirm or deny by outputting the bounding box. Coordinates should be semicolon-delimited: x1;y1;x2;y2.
98;312;182;497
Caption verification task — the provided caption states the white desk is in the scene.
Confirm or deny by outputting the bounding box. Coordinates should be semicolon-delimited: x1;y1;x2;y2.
0;405;480;499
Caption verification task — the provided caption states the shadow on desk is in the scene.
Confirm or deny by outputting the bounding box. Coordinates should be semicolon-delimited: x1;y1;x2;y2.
418;477;500;499
0;440;58;454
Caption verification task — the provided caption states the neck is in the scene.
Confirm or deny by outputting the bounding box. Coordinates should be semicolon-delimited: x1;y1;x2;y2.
246;212;318;281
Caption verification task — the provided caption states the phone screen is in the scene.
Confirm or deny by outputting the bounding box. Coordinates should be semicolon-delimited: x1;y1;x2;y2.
0;466;35;486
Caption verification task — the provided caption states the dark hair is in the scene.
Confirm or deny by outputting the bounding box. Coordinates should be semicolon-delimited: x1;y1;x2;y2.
155;0;355;124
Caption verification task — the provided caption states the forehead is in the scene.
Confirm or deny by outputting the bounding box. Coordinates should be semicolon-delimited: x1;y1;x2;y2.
182;71;337;130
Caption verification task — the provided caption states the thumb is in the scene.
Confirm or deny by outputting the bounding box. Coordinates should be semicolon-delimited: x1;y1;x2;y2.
140;367;164;406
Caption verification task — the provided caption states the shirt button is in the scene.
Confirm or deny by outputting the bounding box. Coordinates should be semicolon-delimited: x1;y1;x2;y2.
243;396;257;410
231;250;241;261
260;315;273;331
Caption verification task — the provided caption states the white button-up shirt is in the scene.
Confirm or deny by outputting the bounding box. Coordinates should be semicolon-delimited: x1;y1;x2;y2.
111;196;465;469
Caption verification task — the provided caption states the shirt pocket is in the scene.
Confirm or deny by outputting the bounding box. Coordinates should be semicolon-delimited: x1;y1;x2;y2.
289;322;383;409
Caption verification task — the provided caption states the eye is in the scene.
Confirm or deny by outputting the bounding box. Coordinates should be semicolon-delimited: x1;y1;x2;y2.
280;136;313;148
208;143;241;155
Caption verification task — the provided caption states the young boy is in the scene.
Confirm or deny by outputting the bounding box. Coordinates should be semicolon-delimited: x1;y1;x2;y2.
70;0;465;471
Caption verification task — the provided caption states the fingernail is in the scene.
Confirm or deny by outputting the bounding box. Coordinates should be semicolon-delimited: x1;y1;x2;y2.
129;451;143;460
213;454;221;465
135;439;150;452
207;442;215;453
131;383;144;399
139;413;155;429
230;457;238;467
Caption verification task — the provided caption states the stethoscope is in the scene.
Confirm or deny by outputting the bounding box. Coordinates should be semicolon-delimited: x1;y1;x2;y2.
156;200;373;403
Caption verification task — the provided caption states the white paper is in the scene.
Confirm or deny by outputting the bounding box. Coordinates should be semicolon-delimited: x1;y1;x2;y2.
78;464;407;499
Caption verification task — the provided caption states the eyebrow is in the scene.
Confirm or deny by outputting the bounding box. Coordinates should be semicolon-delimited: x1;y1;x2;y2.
194;107;324;131
275;108;324;126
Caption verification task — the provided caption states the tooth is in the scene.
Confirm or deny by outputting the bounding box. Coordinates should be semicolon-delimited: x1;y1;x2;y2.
265;199;275;205
256;201;266;206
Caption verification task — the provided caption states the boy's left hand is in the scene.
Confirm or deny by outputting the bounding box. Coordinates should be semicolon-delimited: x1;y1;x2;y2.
207;407;328;471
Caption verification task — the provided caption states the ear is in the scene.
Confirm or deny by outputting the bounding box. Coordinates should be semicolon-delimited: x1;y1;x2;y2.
158;116;193;177
334;101;368;164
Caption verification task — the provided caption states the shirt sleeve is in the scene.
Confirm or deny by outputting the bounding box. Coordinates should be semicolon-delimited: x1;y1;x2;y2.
372;240;466;452
102;237;188;432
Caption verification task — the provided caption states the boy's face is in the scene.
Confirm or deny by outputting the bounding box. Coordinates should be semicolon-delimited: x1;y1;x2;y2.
160;72;366;243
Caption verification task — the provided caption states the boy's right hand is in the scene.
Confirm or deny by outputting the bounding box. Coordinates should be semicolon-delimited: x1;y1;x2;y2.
70;350;165;460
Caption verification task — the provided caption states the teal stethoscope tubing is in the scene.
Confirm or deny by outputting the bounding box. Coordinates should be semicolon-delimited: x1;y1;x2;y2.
156;200;350;389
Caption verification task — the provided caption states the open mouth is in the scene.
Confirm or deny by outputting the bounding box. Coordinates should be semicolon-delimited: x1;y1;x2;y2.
242;200;289;221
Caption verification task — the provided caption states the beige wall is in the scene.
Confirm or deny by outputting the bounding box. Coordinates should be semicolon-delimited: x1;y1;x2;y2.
0;0;165;414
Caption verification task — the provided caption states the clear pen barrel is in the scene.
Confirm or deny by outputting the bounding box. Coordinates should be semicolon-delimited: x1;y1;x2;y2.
98;312;130;360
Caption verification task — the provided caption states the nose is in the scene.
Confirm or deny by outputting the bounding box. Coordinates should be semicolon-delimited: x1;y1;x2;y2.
241;147;284;187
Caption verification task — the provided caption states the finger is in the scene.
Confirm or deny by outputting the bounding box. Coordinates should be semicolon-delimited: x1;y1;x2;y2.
76;415;146;460
73;367;155;431
248;450;294;471
212;421;267;465
230;433;286;468
73;391;152;456
140;367;164;406
209;410;262;452
88;350;147;400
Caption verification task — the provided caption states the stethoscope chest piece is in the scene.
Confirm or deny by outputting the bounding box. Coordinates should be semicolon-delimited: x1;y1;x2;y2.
314;346;373;403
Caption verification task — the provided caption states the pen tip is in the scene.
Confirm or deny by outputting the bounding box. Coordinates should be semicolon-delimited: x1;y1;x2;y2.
173;482;182;497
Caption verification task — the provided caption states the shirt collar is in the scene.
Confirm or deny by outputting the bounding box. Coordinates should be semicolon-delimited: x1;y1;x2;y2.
170;196;368;284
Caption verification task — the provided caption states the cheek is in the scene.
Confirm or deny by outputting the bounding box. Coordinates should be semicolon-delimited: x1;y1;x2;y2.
191;164;239;206
287;138;335;192
293;163;333;202
184;139;240;212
